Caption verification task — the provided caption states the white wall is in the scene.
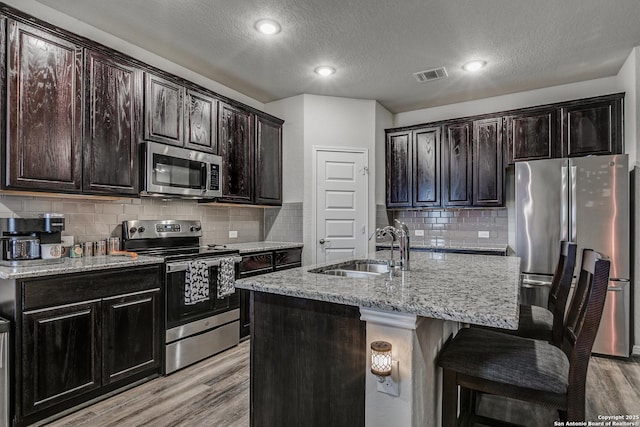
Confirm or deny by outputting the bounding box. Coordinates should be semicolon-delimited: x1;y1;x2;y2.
302;95;379;264
4;0;263;109
265;95;305;203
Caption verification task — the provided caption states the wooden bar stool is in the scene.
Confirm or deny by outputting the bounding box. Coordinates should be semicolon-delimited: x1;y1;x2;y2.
437;249;610;426
477;241;576;346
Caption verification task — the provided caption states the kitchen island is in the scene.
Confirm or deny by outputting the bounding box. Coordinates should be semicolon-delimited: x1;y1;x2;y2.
235;251;521;427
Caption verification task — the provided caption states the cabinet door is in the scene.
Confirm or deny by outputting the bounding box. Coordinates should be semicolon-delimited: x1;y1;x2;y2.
413;127;440;207
255;115;283;205
185;89;217;153
219;102;254;203
505;108;559;163
6;20;82;192
563;94;623;157
22;301;101;416
84;49;142;195
442;122;472;207
102;289;161;385
144;73;184;146
473;118;503;206
239;289;251;340
385;131;412;208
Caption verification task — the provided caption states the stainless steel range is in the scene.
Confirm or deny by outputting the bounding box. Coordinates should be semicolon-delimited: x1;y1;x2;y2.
122;219;241;374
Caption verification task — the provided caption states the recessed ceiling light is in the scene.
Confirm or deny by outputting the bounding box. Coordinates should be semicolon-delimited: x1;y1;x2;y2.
314;66;336;77
254;19;281;35
462;60;487;72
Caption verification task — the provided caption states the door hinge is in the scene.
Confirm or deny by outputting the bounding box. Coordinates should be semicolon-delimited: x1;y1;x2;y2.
362;166;369;175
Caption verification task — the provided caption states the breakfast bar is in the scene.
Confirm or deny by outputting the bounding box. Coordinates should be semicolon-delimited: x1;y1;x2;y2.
235;250;521;427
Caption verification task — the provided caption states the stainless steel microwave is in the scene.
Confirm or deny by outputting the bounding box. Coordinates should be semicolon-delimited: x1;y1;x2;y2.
142;142;222;199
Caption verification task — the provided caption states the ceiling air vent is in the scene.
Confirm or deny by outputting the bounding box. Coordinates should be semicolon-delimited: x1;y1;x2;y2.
413;67;448;83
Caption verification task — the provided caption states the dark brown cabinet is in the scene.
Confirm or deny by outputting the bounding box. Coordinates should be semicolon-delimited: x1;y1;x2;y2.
505;107;560;164
563;94;623;157
442;122;472;207
84;50;142;195
102;290;160;385
16;266;163;426
22;301;101;417
238;247;302;339
185;89;217;153
219;102;255;203
385;131;412;208
5;20;83;192
413;127;440;207
473;118;503;206
255;115;283;205
144;73;184;147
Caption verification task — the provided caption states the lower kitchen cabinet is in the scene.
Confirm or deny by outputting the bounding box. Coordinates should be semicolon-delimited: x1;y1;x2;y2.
15;265;163;426
21;301;101;417
239;247;302;339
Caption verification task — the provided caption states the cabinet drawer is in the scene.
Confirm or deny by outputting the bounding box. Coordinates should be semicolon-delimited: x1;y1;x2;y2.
239;253;274;278
22;266;162;310
274;248;302;270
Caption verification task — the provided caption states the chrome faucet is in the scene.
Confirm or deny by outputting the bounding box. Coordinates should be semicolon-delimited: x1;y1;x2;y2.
371;220;410;271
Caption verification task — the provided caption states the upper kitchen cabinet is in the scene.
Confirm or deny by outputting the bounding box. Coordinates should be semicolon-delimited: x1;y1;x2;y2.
385;130;412;208
473;118;503;206
84;49;142;195
144;73;184;147
442;122;472;207
505;107;560;164
562;93;624;157
413;127;440;207
255;114;283;205
5;20;83;192
184;89;217;153
218;102;255;203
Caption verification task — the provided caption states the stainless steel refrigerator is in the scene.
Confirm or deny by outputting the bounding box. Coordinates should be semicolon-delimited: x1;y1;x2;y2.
515;154;630;357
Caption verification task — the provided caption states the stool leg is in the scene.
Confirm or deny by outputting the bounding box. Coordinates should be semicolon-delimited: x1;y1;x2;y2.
442;369;458;427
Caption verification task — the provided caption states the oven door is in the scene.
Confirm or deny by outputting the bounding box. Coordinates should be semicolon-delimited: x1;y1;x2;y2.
143;141;222;198
165;258;240;331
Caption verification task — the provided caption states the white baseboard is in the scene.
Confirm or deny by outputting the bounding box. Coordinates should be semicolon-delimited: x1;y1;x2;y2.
632;345;640;356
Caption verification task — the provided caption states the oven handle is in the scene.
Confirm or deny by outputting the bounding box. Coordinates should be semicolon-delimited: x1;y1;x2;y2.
166;256;242;273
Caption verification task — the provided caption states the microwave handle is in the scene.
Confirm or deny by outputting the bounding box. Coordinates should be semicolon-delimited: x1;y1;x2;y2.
201;163;207;190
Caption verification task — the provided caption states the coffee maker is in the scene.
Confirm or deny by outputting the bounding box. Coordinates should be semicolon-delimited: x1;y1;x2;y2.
0;216;65;263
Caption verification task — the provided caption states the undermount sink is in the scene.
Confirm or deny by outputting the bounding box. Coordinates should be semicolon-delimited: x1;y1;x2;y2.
309;259;391;278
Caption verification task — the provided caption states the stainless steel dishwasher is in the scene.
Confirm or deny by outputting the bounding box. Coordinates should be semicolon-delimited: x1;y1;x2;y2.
0;317;8;427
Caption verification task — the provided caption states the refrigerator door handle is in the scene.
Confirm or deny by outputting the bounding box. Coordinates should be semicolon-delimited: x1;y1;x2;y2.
561;165;569;241
570;165;577;242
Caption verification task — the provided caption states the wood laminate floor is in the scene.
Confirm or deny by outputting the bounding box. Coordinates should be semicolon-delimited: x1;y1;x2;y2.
44;341;640;427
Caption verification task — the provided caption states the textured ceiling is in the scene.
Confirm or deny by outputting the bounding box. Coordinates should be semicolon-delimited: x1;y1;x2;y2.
35;0;640;113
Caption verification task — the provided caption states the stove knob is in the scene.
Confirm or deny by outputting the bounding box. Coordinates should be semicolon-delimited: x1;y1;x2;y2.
129;227;137;235
138;226;146;233
190;225;202;232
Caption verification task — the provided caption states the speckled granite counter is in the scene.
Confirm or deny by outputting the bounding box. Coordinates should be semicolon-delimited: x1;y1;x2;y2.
236;250;521;329
376;242;509;256
224;241;303;254
0;255;163;279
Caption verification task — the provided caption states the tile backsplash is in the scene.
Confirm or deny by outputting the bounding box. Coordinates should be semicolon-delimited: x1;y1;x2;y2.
0;195;264;245
389;208;508;246
264;202;303;242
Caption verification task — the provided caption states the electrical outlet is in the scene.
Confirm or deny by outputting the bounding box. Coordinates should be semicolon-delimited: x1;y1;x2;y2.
478;231;490;238
229;230;238;238
414;229;424;237
376;360;400;396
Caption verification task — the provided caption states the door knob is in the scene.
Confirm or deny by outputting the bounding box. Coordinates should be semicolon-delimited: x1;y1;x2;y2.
319;239;331;244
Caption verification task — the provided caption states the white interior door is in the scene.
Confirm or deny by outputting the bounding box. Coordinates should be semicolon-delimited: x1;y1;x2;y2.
314;148;368;264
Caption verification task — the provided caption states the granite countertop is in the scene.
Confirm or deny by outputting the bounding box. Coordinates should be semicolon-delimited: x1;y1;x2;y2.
376;242;509;254
236;250;521;329
224;241;304;254
0;255;164;280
